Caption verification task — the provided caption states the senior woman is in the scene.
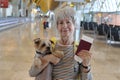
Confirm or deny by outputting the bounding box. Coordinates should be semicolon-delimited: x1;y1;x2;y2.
29;6;92;80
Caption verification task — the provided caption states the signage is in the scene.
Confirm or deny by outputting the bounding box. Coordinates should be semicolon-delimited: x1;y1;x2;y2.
0;0;9;8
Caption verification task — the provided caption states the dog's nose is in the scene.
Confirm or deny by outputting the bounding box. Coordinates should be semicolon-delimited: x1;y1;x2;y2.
47;47;50;50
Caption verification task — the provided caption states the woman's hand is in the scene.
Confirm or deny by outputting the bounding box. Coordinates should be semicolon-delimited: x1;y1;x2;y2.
43;54;60;65
77;50;92;66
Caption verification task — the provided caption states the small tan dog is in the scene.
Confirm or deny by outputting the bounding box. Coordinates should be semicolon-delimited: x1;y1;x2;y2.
33;38;64;80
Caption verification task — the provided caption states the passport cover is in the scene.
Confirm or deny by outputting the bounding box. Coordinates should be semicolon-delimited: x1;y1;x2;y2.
76;35;94;55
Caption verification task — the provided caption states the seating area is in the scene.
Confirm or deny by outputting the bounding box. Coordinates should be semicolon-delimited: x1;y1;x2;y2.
81;21;120;44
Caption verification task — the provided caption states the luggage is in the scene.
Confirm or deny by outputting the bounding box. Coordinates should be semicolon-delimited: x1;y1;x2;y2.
43;21;49;29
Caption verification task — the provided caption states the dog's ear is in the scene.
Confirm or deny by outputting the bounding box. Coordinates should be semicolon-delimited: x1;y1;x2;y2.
49;40;54;44
34;38;41;44
49;40;56;50
34;38;40;41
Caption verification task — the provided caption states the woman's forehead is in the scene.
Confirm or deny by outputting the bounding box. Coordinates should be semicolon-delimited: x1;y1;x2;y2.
58;17;72;22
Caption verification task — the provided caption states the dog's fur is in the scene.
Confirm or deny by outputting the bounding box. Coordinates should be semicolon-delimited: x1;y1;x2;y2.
33;38;64;80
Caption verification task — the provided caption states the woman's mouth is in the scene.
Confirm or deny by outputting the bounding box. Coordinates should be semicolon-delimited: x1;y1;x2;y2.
62;29;69;33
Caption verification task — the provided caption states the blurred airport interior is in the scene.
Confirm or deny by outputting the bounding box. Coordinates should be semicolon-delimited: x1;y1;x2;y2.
0;0;120;80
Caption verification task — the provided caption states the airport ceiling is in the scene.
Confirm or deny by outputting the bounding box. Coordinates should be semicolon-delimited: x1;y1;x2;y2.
33;0;59;12
32;0;120;13
32;0;91;12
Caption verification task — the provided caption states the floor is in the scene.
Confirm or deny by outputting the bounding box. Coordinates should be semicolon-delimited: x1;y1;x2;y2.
0;19;120;80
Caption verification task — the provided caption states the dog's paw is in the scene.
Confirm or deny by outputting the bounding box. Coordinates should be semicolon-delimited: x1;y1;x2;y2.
53;51;64;58
34;57;42;68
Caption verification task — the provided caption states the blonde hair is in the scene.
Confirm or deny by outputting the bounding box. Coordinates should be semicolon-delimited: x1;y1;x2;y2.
55;6;76;25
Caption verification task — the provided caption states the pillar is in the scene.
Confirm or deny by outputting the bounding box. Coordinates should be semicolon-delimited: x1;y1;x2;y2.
11;0;19;17
2;8;7;17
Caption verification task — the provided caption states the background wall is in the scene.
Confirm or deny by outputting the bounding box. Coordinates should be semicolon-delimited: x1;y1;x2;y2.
94;13;120;26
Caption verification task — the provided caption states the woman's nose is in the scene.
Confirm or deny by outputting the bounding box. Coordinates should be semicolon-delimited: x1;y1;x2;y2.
63;23;67;28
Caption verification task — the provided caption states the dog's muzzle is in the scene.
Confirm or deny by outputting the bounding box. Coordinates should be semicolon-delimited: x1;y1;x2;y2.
36;50;52;57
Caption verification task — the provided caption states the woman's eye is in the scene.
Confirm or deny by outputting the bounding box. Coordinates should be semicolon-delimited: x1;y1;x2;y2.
67;21;70;24
59;22;63;24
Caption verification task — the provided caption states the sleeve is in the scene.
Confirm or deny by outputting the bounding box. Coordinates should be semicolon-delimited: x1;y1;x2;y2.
29;56;49;77
29;64;42;77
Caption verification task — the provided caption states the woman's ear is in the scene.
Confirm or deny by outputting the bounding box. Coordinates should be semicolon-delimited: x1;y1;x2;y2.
74;26;77;29
73;20;75;24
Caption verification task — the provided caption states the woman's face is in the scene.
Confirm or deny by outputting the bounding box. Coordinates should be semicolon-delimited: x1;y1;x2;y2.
57;18;75;38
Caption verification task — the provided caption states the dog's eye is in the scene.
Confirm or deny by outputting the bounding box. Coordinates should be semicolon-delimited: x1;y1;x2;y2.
35;41;39;44
41;43;46;47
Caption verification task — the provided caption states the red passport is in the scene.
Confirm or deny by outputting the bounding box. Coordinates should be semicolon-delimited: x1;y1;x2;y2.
76;35;94;55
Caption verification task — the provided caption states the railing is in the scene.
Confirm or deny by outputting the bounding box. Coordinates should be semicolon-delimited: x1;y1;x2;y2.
0;17;30;32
